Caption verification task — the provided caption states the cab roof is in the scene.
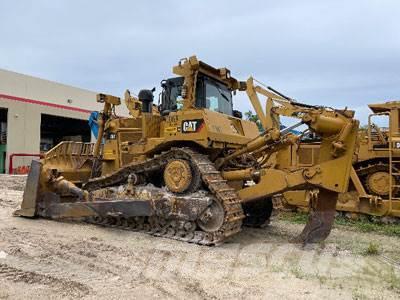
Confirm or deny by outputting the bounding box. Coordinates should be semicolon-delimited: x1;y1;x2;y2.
368;101;400;113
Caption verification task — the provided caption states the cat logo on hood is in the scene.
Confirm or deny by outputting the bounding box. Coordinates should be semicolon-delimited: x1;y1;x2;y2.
182;119;204;133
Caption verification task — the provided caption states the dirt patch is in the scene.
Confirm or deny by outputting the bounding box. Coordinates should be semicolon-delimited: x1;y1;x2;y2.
0;175;399;299
0;175;26;191
0;263;90;297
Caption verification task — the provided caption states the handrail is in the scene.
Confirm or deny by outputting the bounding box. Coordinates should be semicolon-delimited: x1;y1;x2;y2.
8;153;43;174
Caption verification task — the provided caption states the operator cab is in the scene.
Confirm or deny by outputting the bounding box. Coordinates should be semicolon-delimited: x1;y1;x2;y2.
160;74;234;116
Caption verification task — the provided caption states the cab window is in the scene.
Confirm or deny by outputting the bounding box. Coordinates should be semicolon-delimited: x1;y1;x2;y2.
204;81;233;115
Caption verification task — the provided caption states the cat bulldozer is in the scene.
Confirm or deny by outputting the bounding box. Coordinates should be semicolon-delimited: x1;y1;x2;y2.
14;56;359;245
280;101;400;221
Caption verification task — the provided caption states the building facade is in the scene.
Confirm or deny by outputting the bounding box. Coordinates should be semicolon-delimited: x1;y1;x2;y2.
0;68;104;174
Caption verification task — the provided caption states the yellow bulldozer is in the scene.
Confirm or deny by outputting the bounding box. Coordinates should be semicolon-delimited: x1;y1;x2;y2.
280;101;400;221
14;56;359;245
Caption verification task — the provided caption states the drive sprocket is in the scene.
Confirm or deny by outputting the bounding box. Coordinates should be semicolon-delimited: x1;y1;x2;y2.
366;171;392;196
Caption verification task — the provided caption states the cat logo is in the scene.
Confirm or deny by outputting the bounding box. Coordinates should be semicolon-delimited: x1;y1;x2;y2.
182;119;204;133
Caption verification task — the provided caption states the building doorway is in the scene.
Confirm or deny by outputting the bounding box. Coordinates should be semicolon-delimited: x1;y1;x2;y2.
40;114;91;152
0;108;7;173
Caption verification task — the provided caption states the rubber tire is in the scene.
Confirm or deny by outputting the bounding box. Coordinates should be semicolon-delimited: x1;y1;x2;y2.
242;198;273;227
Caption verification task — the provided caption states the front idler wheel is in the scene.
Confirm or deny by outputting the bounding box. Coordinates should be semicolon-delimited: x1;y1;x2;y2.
197;199;225;232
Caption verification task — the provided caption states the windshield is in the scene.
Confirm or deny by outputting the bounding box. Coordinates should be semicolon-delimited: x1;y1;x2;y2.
204;81;233;115
160;76;233;115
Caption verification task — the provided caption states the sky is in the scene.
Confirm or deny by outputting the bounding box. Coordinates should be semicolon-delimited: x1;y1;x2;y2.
1;0;399;125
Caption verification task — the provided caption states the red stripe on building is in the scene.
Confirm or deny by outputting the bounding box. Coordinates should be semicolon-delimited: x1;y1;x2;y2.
0;93;92;114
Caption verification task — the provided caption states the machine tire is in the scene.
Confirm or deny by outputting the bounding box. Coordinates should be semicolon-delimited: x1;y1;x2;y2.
242;198;273;228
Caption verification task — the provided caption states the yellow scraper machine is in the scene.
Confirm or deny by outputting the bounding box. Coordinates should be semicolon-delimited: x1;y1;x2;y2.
15;56;359;245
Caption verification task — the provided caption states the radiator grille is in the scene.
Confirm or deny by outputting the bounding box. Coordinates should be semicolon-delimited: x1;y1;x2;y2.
118;131;142;143
142;114;161;138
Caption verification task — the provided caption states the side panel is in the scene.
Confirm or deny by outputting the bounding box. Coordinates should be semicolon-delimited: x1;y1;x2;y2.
161;109;259;147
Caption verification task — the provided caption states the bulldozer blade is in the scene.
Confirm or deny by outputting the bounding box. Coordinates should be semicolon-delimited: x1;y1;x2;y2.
13;160;42;217
294;189;338;244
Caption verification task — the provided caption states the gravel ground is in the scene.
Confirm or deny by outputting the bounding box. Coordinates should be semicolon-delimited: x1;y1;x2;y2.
0;175;399;299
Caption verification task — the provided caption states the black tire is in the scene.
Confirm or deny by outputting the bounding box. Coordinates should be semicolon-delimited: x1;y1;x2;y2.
242;198;273;227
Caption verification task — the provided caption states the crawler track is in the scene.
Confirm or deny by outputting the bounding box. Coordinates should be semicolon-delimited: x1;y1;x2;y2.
84;148;245;245
355;162;400;197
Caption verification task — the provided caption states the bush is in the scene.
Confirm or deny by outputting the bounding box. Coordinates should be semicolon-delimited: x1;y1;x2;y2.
363;242;380;255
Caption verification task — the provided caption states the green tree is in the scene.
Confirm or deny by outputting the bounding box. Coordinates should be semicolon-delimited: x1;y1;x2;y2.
245;111;264;132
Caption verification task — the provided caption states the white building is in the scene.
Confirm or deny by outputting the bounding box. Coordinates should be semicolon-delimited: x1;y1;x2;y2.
0;68;114;173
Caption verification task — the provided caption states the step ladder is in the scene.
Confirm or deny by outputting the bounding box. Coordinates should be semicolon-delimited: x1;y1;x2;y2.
388;128;400;212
